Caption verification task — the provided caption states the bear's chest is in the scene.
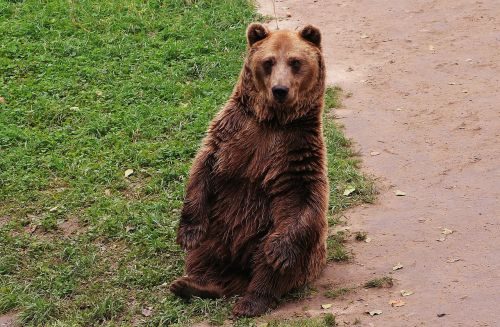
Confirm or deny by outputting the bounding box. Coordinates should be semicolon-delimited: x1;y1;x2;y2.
213;121;282;183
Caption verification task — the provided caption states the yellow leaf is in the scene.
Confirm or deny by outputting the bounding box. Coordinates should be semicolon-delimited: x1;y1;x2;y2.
389;299;405;307
343;186;356;196
400;290;414;297
392;263;403;271
441;228;454;235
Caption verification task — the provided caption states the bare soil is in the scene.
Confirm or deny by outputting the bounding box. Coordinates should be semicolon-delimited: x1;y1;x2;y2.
0;313;16;327
258;0;500;325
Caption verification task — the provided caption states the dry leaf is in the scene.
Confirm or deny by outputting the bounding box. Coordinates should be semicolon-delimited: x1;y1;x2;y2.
367;309;382;316
258;323;269;327
446;258;461;263
370;151;380;156
0;96;5;104
104;189;111;196
396;107;403;111
400;290;414;297
141;307;153;317
428;45;435;51
286;12;292;17
124;169;134;177
321;303;333;309
49;206;58;212
395;190;406;196
441;228;454;235
392;263;403;271
360;34;369;39
343;186;356;196
365;237;372;243
436;236;446;242
389;299;406;307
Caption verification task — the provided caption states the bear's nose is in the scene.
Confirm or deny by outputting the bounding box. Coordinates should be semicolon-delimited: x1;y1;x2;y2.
272;85;289;102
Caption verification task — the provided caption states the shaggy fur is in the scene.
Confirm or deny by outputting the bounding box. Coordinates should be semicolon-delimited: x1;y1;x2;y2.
170;23;329;317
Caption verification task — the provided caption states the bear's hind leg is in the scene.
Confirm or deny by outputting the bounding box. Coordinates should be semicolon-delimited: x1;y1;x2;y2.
171;243;249;299
232;248;310;317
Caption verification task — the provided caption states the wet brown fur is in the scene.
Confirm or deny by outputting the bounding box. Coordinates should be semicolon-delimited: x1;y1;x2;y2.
171;23;328;317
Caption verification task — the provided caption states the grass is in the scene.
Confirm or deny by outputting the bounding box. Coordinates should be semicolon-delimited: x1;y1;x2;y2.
324;287;353;300
364;276;394;289
354;231;368;242
0;0;373;325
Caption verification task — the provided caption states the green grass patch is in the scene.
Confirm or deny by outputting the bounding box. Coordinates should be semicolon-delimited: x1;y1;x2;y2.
326;230;350;262
354;231;368;242
0;1;373;325
324;286;353;300
364;276;394;289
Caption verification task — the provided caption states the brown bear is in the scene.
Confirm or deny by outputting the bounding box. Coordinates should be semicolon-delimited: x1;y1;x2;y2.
170;23;328;317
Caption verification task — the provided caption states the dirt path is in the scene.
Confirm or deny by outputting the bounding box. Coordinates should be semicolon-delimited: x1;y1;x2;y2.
258;0;500;325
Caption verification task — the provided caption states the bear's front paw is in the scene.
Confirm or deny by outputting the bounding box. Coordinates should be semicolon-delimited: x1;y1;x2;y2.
264;236;297;274
176;223;206;250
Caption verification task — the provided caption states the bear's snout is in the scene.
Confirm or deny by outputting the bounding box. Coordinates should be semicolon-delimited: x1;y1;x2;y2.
271;85;289;103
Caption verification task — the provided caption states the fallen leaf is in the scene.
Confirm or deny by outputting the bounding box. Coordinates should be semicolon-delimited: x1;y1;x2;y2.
141;307;153;317
360;34;369;39
258;323;269;327
392;263;403;271
436;236;446;242
124;169;134;178
104;189;111;196
49;206;58;212
389;299;406;307
395;190;406;196
370;151;380;156
441;228;454;235
367;309;382;316
437;313;446;317
428;44;435;51
446;258;461;263
70;106;79;111
321;303;333;309
286;12;292;17
396;107;403;111
96;90;103;97
343;186;356;196
400;290;414;297
448;82;456;85
0;96;6;104
365;237;372;243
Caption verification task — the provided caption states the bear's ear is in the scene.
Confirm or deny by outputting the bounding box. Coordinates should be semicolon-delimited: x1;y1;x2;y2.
299;25;321;47
246;23;270;46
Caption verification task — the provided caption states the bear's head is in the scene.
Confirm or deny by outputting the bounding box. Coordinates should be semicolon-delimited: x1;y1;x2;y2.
235;23;325;124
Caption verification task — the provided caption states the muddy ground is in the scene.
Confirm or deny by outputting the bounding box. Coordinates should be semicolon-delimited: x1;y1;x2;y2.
258;0;500;326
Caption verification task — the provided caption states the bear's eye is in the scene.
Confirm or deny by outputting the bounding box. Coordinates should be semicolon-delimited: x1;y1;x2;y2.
262;59;274;74
290;59;302;72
